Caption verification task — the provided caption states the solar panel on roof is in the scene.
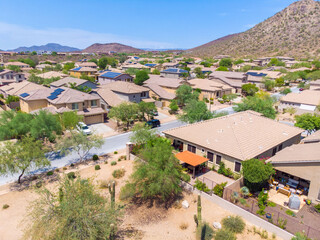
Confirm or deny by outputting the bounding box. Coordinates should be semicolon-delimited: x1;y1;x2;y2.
247;72;267;77
47;95;58;100
20;93;29;98
164;68;178;73
72;67;81;71
145;64;156;67
101;72;122;78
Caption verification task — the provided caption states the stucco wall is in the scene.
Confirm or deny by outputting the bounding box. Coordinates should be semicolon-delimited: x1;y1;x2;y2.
20;99;48;112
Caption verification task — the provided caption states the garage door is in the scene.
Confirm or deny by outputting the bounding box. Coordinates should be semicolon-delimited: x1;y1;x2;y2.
85;114;103;125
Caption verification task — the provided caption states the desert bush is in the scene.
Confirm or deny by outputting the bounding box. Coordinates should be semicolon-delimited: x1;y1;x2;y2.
111;161;117;166
63;167;67;170
92;154;99;161
47;171;54;176
114;151;118;154
55;169;60;172
2;204;9;209
179;222;188;230
119;183;135;200
104;161;108;164
199;222;214;240
214;228;236;240
35;181;42;188
194;179;210;192
95;165;101;171
67;172;76;179
118;158;121;162
222;215;245;233
112;169;125;179
213;182;227;197
100;179;117;189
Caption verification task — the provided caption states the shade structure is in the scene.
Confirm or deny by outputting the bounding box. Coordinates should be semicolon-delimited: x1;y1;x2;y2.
175;151;208;167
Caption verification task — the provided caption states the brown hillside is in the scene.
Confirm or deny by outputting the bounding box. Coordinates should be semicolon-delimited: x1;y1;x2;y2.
188;0;320;58
82;43;144;54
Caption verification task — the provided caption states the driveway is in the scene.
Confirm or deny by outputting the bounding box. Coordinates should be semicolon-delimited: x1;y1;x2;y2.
89;123;114;135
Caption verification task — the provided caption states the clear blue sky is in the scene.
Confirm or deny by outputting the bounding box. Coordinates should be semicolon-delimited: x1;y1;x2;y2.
0;0;297;50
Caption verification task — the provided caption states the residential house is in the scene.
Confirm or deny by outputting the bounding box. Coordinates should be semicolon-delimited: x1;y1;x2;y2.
35;64;51;71
39;60;57;65
121;63;149;71
143;75;185;107
75;61;98;69
309;79;320;90
160;68;188;79
285;60;300;68
69;67;98;78
0;69;25;85
209;71;247;93
36;71;68;79
4;61;30;69
246;70;283;80
267;131;320;201
187;78;233;100
92;81;150;110
97;71;133;85
278;90;320;114
162;62;180;69
50;76;97;89
19;87;105;124
164;111;303;174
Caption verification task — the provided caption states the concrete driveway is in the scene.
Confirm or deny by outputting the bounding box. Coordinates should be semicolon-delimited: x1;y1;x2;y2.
89;123;114;136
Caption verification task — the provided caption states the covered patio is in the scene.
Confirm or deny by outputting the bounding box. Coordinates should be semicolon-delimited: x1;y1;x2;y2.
175;151;208;179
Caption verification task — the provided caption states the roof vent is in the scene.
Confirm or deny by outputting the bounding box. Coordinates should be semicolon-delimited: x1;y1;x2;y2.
283;132;288;136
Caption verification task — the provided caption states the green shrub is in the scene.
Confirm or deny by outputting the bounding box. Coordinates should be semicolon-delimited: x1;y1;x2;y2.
257;189;268;215
104;161;108;164
240;186;250;197
35;181;42;188
267;201;276;207
194;179;210;192
291;232;311;240
222;216;245;233
198;222;214;240
181;173;191;182
70;163;75;167
95;165;101;171
46;171;54;176
67;172;76;179
114;151;118;154
118;158;121;162
92;154;99;161
285;209;296;217
239;198;247;206
55;169;60;172
111;161;117;166
63;167;67;170
213;182;227;197
2;204;9;209
119;183;135;200
314;203;320;213
112;169;125;179
214;228;236;240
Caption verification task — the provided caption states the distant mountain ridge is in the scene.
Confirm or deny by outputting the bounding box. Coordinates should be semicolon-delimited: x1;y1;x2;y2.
82;43;144;53
9;43;80;52
188;0;320;58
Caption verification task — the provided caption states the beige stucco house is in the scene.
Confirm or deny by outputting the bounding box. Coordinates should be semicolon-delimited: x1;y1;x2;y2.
164;111;303;174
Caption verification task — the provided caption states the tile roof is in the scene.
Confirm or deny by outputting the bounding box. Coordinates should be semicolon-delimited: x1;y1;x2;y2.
301;130;320;143
162;68;188;73
70;67;97;72
188;78;232;92
210;71;246;79
36;71;68;79
98;81;148;94
0;81;47;96
50;77;88;87
164;111;303;161
144;83;175;100
267;143;320;164
95;88;125;107
175;151;208;166
144;75;185;88
280;90;320;106
20;86;98;104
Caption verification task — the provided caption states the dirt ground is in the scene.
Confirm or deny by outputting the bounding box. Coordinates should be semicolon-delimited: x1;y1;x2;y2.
0;149;281;240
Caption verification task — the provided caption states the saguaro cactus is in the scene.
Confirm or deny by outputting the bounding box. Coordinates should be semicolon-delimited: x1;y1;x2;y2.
108;181;115;209
109;223;115;240
197;193;202;228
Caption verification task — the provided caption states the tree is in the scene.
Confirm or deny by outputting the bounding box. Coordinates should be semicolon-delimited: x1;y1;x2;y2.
30;110;62;142
7;65;21;72
108;102;139;128
242;158;275;192
88;58;98;64
0;136;49;183
275;77;285;87
222;93;237;103
280;88;291;95
130;123;157;145
169;99;179;114
234;96;276;119
234;59;244;65
123;138;183;201
134;70;149;85
68;82;92;93
58;131;104;162
151;69;160;75
24;176;118;240
63;62;75;71
176;84;199;106
179;99;213;123
98;57;118;69
262;78;276;91
51;51;57;56
194;67;205;78
268;58;285;67
57;111;83;131
241;83;259;96
215;66;228;71
219;58;232;68
138;101;156;120
295;113;320;135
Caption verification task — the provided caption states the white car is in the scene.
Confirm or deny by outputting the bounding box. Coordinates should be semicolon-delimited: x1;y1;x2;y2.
77;122;92;135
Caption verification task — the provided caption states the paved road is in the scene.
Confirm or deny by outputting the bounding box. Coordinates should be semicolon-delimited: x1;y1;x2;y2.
0;120;186;186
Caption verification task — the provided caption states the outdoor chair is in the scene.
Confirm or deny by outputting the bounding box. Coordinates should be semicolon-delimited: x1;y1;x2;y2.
277;187;291;197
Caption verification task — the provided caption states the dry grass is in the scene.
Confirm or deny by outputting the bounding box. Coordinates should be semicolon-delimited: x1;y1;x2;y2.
179;222;189;230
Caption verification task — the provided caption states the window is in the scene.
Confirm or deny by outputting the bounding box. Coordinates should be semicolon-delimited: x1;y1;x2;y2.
133;95;136;99
278;144;283;151
318;189;320;201
235;162;241;173
216;155;222;165
72;103;79;110
272;147;277;156
91;100;97;107
187;144;196;153
141;92;147;98
207;152;214;163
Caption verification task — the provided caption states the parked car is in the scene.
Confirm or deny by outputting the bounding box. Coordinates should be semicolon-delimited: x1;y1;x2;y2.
146;119;161;128
150;110;159;116
299;88;304;91
77;122;92;135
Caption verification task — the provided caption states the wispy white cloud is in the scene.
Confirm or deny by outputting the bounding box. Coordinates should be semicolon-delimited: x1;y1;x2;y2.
0;22;175;50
